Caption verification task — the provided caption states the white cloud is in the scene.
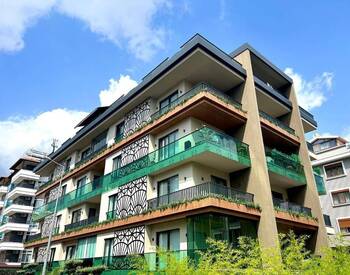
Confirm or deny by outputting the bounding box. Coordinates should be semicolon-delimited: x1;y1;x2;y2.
0;109;87;175
284;67;334;111
99;75;138;106
0;0;169;60
0;0;56;52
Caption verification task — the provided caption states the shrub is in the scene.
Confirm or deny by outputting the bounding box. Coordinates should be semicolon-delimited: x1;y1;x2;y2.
75;265;106;275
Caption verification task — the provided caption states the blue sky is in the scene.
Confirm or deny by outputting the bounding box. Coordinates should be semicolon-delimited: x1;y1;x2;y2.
0;0;349;174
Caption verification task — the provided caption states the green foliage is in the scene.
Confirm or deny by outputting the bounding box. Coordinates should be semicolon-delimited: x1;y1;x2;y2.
133;232;350;275
76;265;106;275
62;259;84;274
17;263;39;275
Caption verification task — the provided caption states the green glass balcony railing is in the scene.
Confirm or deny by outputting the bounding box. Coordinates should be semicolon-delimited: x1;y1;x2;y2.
33;127;250;221
150;82;242;121
259;111;295;135
266;148;306;184
314;173;326;195
104;126;250;192
32;178;103;221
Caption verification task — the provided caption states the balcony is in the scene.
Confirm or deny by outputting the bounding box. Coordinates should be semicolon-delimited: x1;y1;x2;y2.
26;232;42;242
7;183;37;200
266;148;306;187
259;111;295;136
150;83;242;121
64;216;99;231
74;141;107;169
3;199;33;216
11;169;39;184
33;127;251;221
0;186;7;194
273;198;312;217
314;173;326;195
106;182;254;220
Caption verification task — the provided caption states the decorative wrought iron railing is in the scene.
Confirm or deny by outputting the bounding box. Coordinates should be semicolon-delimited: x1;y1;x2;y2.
273;198;312;217
150;82;242;121
33;127;250;221
265;148;306;184
65;216;99;231
259;110;295;135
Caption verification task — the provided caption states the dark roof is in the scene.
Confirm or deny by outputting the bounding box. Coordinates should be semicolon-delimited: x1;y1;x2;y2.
34;33;246;172
10;156;40;171
75;107;109;128
230;43;293;84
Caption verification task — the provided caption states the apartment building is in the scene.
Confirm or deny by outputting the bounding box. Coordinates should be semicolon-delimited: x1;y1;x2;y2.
309;136;350;242
24;34;328;272
0;156;40;268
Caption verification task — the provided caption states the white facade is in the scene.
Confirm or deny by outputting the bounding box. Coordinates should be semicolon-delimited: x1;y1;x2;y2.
310;138;350;244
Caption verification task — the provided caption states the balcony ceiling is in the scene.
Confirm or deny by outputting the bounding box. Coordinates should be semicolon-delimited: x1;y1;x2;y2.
256;88;291;117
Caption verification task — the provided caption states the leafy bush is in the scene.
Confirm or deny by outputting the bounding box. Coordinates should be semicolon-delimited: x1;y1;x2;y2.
17;263;39;275
62;259;84;274
76;265;106;275
133;231;350;275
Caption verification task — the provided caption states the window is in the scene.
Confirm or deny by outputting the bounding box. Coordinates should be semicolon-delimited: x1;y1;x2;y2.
332;190;350;206
338;218;350;234
157;175;179;206
49;248;56;263
76;236;96;259
76;176;87;197
61;185;67;196
313;139;337;153
272;191;284;200
323;214;332;227
65;245;76;260
71;209;82;224
81;148;91;161
54;215;61;233
112;156;122;171
156;229;180;251
159;91;178;112
107;194;117;219
92;131;107;152
115;122;124;141
103;238;114;265
211;175;227;186
159;130;178;160
324;162;345;179
65;158;71;172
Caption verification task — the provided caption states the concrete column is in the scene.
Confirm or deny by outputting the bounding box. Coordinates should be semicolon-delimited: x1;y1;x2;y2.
235;50;279;248
287;85;329;253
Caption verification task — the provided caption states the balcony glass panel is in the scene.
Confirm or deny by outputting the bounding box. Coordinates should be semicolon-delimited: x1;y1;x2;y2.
266;148;306;184
314;173;326;195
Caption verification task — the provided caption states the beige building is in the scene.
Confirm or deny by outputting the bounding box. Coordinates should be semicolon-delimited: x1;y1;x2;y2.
25;34;328;272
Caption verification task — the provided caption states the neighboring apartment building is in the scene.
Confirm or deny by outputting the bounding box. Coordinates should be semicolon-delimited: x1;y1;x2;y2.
24;34;327;272
309;136;350;242
0;156;40;268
